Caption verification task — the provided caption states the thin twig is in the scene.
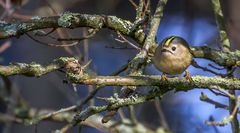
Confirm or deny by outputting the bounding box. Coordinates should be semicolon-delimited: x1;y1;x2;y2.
128;0;138;9
154;98;169;130
191;60;237;78
209;89;228;97
128;106;138;125
205;96;240;126
208;63;225;70
143;0;151;17
210;85;235;100
115;32;140;50
26;28;98;47
36;106;77;122
200;92;239;113
26;33;80;47
34;28;56;36
58;123;73;133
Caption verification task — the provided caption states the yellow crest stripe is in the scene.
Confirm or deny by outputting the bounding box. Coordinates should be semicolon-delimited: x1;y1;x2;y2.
164;36;175;47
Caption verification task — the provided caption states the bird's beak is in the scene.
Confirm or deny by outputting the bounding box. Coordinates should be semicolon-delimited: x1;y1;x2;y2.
161;48;173;54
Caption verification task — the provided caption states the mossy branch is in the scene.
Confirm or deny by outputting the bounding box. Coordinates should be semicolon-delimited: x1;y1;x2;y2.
0;12;239;68
211;0;239;132
69;75;240;90
0;12;145;45
0;57;75;76
0;57;240;91
211;0;231;52
0;2;238;132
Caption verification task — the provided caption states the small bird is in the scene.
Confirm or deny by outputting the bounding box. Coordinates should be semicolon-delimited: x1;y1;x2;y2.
152;36;193;80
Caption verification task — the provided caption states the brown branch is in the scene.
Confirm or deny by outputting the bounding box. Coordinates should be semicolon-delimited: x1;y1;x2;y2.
128;0;138;9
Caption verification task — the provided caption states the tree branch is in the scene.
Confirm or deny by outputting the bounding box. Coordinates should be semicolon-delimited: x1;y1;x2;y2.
0;57;74;76
0;57;239;91
191;46;240;67
211;0;231;52
211;0;239;132
0;12;146;45
0;12;240;67
68;75;240;90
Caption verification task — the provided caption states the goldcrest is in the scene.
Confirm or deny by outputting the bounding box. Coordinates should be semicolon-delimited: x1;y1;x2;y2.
152;36;192;75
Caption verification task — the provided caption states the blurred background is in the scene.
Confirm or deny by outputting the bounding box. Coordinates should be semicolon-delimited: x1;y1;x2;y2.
0;0;240;133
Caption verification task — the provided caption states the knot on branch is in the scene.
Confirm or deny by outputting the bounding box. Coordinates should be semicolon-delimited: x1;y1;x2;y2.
63;58;90;82
65;59;83;75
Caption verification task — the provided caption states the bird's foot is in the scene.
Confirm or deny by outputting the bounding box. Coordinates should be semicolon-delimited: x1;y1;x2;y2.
161;73;168;81
184;70;193;82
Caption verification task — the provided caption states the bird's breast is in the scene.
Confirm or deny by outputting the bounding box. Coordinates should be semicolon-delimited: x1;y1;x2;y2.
153;53;192;75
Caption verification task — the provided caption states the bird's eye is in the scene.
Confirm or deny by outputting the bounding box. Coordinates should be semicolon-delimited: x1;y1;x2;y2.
172;46;176;51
